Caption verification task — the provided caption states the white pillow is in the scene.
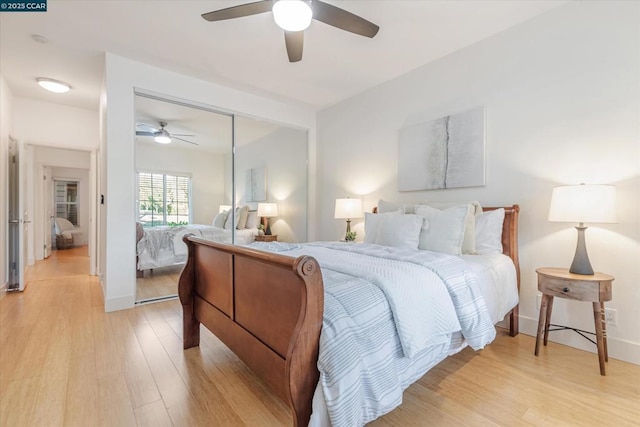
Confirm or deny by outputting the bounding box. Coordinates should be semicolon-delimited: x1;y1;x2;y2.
415;205;472;255
427;201;482;254
375;214;423;249
212;210;228;228
364;210;402;243
245;211;259;229
475;208;505;254
236;205;249;229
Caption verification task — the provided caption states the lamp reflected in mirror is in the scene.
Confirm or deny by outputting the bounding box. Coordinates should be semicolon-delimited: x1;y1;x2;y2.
257;202;278;235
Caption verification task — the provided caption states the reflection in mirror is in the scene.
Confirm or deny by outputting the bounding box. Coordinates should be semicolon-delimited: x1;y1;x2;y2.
234;116;308;243
134;93;232;303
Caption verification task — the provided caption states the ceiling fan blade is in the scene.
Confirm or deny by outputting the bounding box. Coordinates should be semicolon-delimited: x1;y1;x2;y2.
311;0;379;38
173;136;199;146
136;131;157;137
202;1;272;22
284;31;304;63
171;133;196;137
137;123;159;132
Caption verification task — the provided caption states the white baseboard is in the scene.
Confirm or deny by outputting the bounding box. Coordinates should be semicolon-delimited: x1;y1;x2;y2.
518;315;640;366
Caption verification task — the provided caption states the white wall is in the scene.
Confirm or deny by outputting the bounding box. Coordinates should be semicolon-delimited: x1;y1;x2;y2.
135;143;226;225
0;76;14;288
102;53;317;312
317;1;639;364
13;97;98;150
235;127;308;243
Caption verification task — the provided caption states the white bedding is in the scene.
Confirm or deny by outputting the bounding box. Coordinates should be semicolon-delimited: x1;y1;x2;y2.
251;242;517;426
137;225;258;270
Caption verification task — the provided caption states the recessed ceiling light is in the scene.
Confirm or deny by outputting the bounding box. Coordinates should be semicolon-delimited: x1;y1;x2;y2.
36;78;71;93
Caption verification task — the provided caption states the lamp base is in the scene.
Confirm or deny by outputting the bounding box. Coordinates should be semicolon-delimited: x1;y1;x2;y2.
569;225;594;275
264;217;272;235
344;219;351;241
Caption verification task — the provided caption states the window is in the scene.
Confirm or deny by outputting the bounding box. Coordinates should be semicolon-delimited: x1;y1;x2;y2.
137;172;191;227
54;180;79;225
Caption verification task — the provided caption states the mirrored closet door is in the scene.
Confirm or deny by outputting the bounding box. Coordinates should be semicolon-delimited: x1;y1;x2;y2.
133;94;310;304
134;93;233;303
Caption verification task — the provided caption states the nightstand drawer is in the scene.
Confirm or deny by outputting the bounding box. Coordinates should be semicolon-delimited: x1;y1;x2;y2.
538;275;599;301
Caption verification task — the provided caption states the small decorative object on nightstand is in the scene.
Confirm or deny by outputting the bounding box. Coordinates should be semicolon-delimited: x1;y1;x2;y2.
535;267;614;375
255;234;278;242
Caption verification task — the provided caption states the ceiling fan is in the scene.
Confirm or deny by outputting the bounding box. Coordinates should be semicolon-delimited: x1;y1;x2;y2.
136;121;198;146
201;0;379;62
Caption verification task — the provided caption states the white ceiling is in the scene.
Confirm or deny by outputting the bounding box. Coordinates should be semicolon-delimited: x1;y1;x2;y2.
0;1;566;112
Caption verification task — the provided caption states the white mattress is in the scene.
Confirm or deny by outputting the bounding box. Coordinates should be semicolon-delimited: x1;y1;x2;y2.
460;253;519;324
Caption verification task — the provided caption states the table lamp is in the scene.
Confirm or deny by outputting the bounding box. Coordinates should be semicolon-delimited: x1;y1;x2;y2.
548;184;616;275
257;202;278;235
334;198;363;240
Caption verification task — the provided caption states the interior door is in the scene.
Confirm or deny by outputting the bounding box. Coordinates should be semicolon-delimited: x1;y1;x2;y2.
44;166;53;258
7;137;26;291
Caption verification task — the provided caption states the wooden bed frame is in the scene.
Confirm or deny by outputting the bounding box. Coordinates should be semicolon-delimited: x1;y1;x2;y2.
179;204;520;427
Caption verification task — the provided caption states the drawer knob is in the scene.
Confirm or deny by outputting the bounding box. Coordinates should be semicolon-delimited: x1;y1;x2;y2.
562;287;569;293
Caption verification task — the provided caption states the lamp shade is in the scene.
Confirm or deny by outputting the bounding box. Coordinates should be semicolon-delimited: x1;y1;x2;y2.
257;202;278;218
548;184;617;224
334;198;363;219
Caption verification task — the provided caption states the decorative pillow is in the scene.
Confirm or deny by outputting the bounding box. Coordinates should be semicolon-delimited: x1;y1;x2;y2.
364;210;402;243
236;205;249;229
426;201;482;254
212;210;229;228
375;214;423;249
415;204;472;255
245;211;259;229
475;208;505;254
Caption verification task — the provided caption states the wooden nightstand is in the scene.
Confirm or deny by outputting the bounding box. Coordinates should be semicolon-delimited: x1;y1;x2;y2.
535;267;614;375
254;234;278;242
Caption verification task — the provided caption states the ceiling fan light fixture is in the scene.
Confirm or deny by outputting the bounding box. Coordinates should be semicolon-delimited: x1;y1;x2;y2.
154;129;172;144
273;0;312;32
36;77;71;93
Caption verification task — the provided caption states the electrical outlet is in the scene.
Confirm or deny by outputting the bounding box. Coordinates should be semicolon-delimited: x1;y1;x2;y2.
605;308;617;326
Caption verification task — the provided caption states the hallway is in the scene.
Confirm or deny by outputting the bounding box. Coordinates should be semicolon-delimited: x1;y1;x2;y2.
25;246;90;282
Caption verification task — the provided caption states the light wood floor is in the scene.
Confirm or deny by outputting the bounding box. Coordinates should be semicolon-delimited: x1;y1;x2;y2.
1;250;638;426
136;265;181;302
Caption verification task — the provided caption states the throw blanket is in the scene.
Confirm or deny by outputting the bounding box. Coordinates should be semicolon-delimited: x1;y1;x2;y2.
252;242;496;426
138;225;230;260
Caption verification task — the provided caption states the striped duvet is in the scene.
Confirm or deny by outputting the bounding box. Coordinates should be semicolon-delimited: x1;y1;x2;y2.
252;242;496;426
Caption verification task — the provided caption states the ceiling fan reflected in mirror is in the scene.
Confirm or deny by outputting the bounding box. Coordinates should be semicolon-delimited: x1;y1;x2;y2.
136;121;198;146
201;0;380;62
